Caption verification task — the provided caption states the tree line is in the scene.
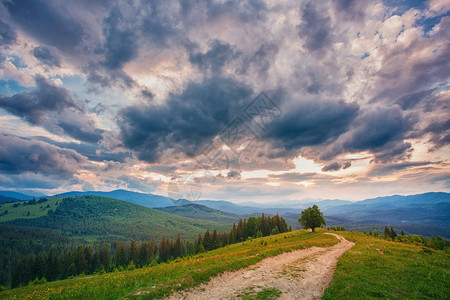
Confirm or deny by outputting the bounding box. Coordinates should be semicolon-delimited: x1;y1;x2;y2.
366;226;449;250
10;213;290;288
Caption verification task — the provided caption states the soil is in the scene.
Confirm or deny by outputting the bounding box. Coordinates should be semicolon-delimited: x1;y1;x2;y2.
167;233;354;300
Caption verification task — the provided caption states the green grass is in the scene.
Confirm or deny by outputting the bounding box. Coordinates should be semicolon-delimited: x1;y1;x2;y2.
323;231;450;299
0;198;61;222
0;196;231;242
239;287;282;299
156;204;241;224
0;231;338;299
2;229;447;299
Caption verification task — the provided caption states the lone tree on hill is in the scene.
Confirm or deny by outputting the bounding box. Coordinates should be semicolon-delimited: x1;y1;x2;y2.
298;205;326;232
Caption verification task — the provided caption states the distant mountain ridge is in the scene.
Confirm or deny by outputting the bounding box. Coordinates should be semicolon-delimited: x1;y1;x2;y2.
0;195;20;203
156;203;242;224
57;189;174;208
0;191;35;201
3;189;448;236
0;190;47;200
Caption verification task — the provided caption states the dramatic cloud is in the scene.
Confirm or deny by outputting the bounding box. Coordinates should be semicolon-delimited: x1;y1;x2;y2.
0;19;16;46
4;0;85;52
322;162;341;172
33;46;61;67
297;2;332;52
0;76;104;143
264;100;359;151
189;40;239;74
119;76;253;163
0;133;86;176
0;0;448;200
343;107;413;162
102;6;138;70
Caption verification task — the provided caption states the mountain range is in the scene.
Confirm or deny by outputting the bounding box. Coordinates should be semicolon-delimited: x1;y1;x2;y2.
1;190;449;237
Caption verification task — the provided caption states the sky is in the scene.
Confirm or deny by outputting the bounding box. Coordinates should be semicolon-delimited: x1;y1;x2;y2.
0;0;449;203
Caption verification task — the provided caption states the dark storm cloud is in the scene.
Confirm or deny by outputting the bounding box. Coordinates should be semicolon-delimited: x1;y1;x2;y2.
139;0;266;47
0;75;77;123
340;107;413;162
424;118;450;149
320;161;351;172
140;2;178;46
395;89;435;110
0;133;86;176
344;107;410;151
0;19;16;46
342;161;351;169
189;40;239;74
297;2;332;51
36;136;131;163
118;76;253;163
33;46;61;67
227;170;241;179
102;6;138;70
321;162;341;172
238;43;279;76
4;0;85;52
141;88;154;100
204;0;267;22
334;0;366;21
0;75;104;143
369;161;436;177
264;100;359;151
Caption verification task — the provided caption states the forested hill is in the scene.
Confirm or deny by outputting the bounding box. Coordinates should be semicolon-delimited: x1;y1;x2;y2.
156;203;242;224
0;195;231;242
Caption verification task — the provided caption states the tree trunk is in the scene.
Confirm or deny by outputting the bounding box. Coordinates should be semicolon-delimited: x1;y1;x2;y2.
311;227;315;232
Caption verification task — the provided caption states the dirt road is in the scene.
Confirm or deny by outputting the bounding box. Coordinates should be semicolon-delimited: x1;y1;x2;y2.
167;233;354;300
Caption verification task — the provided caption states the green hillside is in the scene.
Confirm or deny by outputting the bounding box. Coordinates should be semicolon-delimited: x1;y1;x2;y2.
0;195;231;242
0;197;60;221
156;203;242;224
323;231;450;299
1;230;447;299
0;230;338;299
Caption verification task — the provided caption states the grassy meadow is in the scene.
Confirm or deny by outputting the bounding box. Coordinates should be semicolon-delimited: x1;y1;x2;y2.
1;229;448;299
323;231;450;299
0;230;337;299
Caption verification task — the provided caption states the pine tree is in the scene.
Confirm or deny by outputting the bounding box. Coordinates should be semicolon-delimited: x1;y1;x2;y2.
115;242;127;267
74;246;87;275
159;237;167;262
63;250;76;278
210;230;218;250
46;248;57;281
261;213;270;236
173;234;182;258
203;230;212;251
138;242;149;266
99;245;111;269
84;246;95;273
195;234;204;253
390;227;397;240
129;240;139;264
383;226;390;239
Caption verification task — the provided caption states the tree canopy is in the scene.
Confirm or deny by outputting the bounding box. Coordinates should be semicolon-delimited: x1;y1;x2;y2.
298;205;326;232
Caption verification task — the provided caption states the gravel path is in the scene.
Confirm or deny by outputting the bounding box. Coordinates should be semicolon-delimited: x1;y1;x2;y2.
167;233;354;300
